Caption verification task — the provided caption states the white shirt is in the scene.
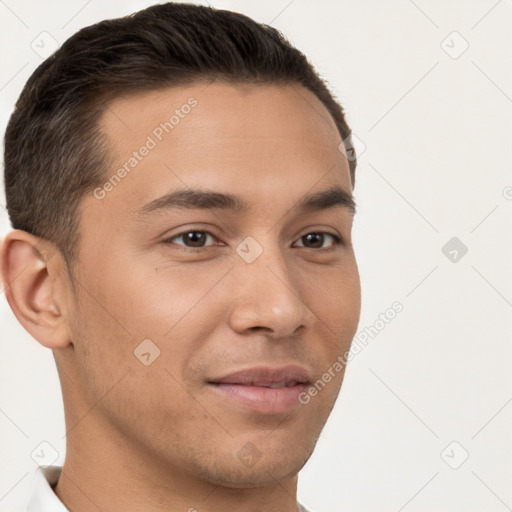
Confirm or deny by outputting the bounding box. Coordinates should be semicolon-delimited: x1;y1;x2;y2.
26;465;312;512
26;466;68;512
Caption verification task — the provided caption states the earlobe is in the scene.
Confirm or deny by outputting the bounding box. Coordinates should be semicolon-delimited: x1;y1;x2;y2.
0;230;71;349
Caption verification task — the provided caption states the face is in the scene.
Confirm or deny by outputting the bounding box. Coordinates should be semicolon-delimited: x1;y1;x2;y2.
59;81;361;488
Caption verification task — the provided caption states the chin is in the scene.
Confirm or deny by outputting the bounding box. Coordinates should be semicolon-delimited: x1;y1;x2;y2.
195;441;315;489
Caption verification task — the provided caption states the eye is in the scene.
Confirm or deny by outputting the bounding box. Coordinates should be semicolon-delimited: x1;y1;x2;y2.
163;230;342;251
294;232;342;250
164;230;219;248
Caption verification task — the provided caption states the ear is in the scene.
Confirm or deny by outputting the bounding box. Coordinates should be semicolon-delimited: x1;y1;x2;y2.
0;229;72;349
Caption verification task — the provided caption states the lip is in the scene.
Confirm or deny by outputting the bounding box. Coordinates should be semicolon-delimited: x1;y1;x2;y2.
207;364;311;415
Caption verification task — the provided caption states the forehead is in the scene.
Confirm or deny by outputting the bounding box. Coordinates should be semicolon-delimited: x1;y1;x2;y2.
101;81;343;148
92;81;351;220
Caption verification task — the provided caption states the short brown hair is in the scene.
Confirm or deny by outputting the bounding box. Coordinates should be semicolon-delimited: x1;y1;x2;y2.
4;1;357;273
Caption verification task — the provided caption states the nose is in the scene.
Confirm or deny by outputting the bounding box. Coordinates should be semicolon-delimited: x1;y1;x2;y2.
227;241;314;339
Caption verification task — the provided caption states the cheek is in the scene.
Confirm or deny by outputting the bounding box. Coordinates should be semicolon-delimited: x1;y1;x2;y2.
304;258;361;342
136;264;230;340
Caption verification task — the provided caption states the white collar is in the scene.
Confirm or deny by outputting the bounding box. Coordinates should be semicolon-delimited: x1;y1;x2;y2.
26;465;69;512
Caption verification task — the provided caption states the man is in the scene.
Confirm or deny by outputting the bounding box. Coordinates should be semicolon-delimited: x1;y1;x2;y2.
1;2;361;511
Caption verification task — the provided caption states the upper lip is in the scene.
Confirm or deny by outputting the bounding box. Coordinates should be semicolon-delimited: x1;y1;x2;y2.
207;364;312;387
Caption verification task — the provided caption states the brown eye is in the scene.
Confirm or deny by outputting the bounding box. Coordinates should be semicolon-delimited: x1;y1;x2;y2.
165;230;217;248
294;232;342;249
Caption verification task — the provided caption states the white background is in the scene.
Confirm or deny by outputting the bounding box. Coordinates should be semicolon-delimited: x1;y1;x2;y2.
1;1;512;511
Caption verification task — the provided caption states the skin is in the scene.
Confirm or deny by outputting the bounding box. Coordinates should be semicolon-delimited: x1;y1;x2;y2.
1;81;361;512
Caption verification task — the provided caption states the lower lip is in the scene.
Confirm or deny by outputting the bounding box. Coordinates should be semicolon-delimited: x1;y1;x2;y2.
207;383;308;415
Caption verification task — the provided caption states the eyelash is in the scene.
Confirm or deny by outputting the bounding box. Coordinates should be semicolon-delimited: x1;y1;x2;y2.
162;230;343;252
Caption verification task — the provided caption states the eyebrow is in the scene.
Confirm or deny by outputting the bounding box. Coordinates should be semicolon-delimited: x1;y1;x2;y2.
137;185;356;217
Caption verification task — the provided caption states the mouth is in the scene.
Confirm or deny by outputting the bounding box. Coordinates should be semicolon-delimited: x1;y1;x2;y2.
207;365;312;415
